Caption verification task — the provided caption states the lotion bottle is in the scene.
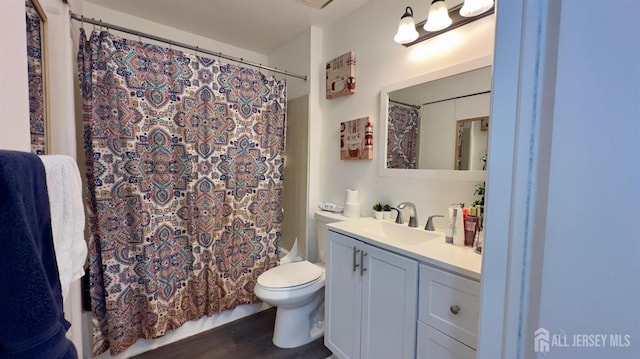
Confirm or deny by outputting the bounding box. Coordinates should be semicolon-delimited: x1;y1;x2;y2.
446;203;465;246
453;204;465;246
445;205;456;243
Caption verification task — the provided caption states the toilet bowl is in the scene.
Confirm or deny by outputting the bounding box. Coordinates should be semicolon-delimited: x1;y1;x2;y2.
254;261;325;348
254;210;349;348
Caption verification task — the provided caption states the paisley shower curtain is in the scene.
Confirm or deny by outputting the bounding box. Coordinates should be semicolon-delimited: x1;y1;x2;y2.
387;103;419;169
26;4;46;155
78;29;285;355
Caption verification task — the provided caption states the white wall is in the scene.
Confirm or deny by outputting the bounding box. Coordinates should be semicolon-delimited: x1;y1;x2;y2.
421;100;454;169
478;1;640;358
0;0;31;151
318;0;495;226
268;29;311;100
533;1;639;357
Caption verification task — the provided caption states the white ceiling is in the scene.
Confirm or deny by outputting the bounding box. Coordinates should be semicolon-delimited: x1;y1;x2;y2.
86;0;371;55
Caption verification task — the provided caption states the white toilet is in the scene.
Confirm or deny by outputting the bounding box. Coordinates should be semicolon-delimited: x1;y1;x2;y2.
254;210;348;348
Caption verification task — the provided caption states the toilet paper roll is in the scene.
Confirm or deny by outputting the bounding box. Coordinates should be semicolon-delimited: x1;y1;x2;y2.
343;202;361;218
345;189;359;204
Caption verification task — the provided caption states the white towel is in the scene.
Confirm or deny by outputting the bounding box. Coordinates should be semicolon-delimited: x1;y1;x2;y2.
40;155;88;301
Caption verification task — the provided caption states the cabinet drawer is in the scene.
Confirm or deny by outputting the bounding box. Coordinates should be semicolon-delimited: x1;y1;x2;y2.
417;321;476;359
418;265;480;349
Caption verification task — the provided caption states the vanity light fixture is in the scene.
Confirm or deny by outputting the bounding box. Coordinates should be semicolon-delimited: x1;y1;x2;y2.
460;0;494;17
394;0;495;47
423;0;452;32
394;6;420;44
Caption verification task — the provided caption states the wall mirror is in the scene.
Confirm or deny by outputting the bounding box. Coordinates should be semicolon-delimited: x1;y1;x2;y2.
26;0;49;155
379;56;492;180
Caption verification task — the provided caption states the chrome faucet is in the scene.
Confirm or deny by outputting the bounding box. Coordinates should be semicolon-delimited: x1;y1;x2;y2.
397;202;418;228
391;207;403;224
425;215;444;231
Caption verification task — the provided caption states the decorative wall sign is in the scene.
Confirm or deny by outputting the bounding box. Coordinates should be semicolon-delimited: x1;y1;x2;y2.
326;51;356;99
340;116;373;160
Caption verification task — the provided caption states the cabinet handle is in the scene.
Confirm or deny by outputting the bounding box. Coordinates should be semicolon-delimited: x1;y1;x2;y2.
360;251;367;276
450;305;461;315
353;247;360;272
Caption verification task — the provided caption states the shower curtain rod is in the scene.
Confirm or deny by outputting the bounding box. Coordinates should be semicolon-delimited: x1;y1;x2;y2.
69;12;308;81
421;90;491;106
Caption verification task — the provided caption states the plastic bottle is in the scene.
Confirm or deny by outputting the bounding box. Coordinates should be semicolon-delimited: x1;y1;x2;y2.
446;204;465;246
445;205;455;244
453;205;465;246
464;207;480;247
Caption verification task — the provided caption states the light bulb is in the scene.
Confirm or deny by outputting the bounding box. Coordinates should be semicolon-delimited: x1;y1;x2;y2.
394;6;419;44
460;0;494;17
423;0;452;32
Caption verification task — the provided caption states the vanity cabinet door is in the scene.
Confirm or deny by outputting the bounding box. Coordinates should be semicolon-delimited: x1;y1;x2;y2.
325;230;418;359
361;242;418;359
325;231;363;359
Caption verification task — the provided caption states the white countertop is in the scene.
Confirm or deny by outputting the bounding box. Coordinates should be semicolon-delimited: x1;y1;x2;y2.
328;217;482;281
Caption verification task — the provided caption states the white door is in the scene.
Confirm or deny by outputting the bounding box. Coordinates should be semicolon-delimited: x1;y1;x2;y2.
360;242;418;359
325;231;363;359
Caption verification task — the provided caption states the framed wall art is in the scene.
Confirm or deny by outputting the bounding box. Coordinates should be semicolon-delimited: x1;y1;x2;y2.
326;51;356;100
340;116;373;160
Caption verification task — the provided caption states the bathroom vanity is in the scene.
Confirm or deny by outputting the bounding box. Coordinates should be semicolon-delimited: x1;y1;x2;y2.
325;218;481;359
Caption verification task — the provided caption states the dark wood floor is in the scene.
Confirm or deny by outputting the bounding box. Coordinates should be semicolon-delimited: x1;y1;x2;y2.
132;308;332;359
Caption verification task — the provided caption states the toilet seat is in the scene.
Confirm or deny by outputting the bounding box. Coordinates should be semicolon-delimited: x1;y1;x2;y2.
257;260;323;290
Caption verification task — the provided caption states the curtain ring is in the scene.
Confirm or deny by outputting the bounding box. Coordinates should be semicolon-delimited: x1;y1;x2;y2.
80;15;84;29
195;46;199;59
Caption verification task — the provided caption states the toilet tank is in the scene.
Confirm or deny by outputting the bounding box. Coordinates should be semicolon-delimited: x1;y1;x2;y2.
314;210;349;264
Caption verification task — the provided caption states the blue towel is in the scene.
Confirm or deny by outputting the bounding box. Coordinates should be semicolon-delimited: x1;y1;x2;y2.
0;150;77;359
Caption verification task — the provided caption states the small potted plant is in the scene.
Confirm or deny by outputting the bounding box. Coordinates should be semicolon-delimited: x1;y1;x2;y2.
472;154;487;215
372;202;384;220
382;203;392;220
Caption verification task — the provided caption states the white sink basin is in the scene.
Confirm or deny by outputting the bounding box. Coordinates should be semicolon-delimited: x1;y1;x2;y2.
328;218;481;279
349;219;444;246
